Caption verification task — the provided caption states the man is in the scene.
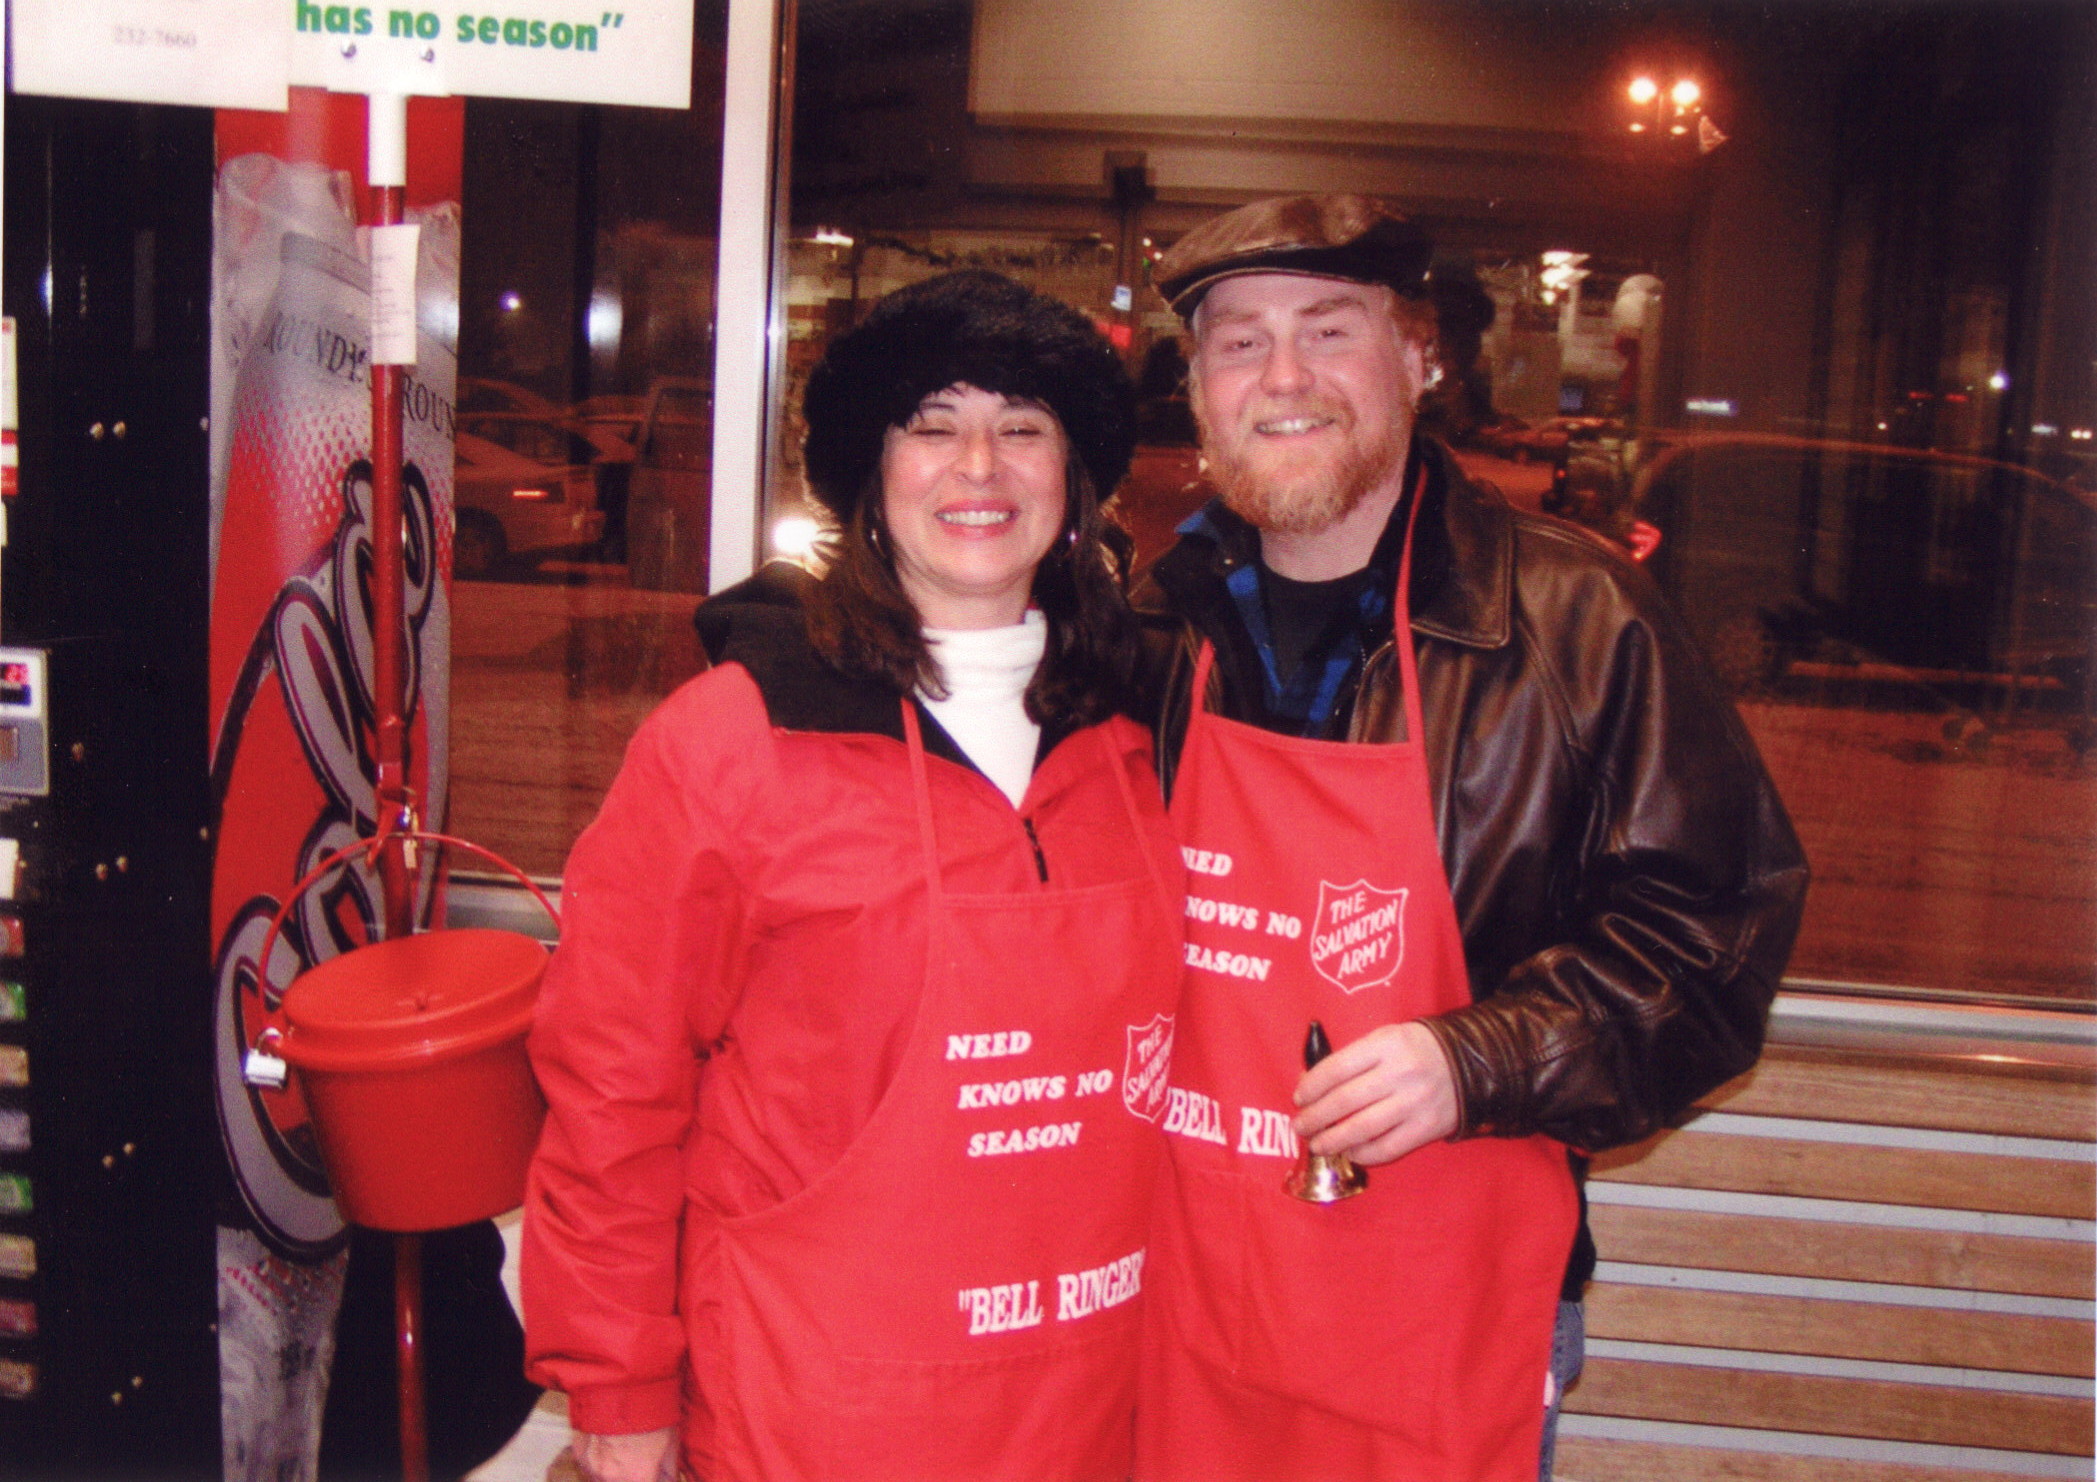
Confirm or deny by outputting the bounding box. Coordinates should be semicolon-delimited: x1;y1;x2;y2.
1133;195;1807;1482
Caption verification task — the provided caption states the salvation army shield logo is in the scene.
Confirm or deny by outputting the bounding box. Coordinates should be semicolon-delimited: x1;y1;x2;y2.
1309;880;1408;995
1121;1013;1175;1123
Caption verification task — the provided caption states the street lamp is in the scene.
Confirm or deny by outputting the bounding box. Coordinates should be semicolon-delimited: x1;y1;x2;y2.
1627;74;1701;135
1625;73;1725;151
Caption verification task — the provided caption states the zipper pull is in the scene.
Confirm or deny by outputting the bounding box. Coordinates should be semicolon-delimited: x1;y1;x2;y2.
1021;817;1049;882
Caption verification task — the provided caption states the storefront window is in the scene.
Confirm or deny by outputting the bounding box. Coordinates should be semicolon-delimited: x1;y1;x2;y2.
447;0;2093;1004
444;11;729;876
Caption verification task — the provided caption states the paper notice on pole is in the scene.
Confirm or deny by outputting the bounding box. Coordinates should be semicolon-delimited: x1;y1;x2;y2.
10;0;289;110
369;225;423;367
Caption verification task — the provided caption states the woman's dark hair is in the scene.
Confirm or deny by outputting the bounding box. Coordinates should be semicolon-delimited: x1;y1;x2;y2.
800;270;1143;727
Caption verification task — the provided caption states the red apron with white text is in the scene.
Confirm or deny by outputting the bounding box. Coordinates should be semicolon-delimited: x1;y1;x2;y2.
1137;509;1577;1482
703;707;1182;1481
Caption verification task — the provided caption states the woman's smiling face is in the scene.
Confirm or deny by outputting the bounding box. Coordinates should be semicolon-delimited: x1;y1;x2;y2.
879;383;1070;630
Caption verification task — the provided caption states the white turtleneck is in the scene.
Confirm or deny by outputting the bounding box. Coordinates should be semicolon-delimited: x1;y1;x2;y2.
920;611;1047;808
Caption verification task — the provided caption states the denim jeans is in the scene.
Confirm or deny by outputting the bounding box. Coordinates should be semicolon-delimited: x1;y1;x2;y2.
1539;1300;1585;1481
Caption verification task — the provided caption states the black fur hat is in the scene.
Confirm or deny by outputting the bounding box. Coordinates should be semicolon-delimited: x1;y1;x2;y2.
801;270;1138;522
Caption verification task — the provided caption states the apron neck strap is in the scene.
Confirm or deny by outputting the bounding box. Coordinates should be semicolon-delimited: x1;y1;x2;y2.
1097;723;1177;914
1188;639;1219;722
1390;457;1430;749
905;697;1171;910
899;698;947;903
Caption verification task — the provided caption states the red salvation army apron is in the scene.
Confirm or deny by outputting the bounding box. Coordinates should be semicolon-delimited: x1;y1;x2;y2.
704;705;1182;1482
1138;500;1577;1482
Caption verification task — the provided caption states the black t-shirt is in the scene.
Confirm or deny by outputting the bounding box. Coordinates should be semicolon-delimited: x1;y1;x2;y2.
1259;565;1378;687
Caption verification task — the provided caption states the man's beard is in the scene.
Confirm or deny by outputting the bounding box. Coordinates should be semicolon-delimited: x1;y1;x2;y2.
1201;396;1407;535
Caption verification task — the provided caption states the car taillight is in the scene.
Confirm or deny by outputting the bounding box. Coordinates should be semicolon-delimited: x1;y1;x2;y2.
509;486;553;501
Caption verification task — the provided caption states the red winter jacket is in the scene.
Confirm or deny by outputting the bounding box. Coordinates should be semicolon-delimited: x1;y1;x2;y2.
522;575;1180;1454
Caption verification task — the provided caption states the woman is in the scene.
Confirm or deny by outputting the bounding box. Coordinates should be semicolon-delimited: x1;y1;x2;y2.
523;270;1184;1482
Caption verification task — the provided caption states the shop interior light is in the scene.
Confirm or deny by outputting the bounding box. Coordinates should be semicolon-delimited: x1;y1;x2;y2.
1539;251;1590;298
773;514;822;561
587;291;622;355
1671;79;1702;108
812;228;854;247
1628;76;1659;104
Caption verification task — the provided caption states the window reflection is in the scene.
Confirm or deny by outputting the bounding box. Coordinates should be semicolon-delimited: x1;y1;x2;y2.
445;10;728;876
444;0;2093;1000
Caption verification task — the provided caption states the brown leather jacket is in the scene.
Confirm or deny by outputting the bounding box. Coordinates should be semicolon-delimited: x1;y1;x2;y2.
1138;439;1809;1157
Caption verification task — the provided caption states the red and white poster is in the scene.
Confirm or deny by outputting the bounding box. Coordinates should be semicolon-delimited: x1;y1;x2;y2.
207;90;463;1482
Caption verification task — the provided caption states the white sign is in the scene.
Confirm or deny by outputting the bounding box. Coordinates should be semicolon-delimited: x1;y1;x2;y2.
289;0;694;108
10;0;292;111
11;0;692;111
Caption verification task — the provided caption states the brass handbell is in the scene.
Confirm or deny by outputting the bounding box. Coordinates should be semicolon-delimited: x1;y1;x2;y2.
1285;1020;1368;1203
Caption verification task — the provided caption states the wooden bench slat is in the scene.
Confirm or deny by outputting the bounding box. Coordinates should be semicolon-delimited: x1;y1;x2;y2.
1590;1131;2094;1220
1587;1204;2094;1299
1585;1282;2094;1377
1563;1357;2093;1455
1699;1046;2097;1142
1554;1434;2046;1482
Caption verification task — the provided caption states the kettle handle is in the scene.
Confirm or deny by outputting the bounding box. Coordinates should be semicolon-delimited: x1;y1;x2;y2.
252;830;561;1020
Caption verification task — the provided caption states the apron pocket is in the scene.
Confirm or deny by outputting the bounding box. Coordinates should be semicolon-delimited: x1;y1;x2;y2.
1153;1163;1247;1371
824;1322;1138;1482
1229;1169;1453;1442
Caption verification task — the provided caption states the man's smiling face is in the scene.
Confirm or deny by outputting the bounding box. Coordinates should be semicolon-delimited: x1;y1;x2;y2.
1188;273;1426;535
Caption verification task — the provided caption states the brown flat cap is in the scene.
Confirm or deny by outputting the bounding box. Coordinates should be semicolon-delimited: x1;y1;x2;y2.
1155;195;1433;320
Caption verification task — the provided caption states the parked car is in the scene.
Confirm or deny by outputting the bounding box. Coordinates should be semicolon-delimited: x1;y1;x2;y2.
626;376;713;592
1468;414;1620;464
459;411;634;564
452;428;605;579
459;410;631;470
574;393;646;449
1629;433;2097;707
457;376;563;418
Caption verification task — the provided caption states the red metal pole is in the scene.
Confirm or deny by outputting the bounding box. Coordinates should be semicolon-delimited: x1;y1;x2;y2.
366;93;425;1482
369;175;415;944
394;1232;429;1482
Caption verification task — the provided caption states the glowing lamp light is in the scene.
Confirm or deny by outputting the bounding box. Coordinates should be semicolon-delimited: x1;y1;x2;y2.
812;228;854;247
500;292;523;313
1628;76;1659;105
1671;79;1702;108
1988;371;2010;392
773;514;822;562
587;292;623;355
